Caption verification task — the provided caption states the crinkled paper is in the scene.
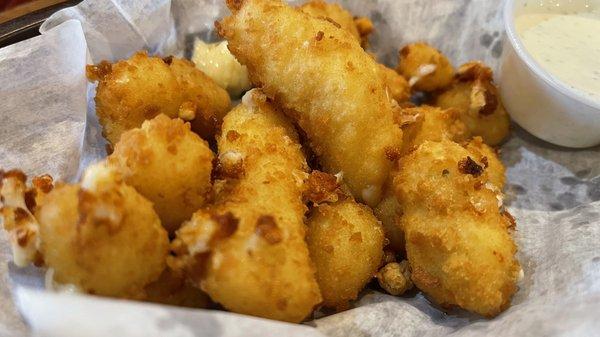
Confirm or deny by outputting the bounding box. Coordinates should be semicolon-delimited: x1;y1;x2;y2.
0;1;599;336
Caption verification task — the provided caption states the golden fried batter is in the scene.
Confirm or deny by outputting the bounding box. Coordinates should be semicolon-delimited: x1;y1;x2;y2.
397;42;454;92
299;2;408;102
299;0;360;40
379;64;411;103
375;105;468;253
307;198;384;310
303;170;345;205
219;0;403;206
88;52;184;145
394;140;520;317
398;105;469;155
373;175;404;254
171;90;321;323
299;0;373;48
304;170;384;310
464;136;505;189
167;57;231;139
435;61;510;146
87;51;230;145
107;114;214;233
36;163;169;298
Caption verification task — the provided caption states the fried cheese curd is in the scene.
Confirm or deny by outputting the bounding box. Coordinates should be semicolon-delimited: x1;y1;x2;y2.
397;42;455;92
171;90;321;323
0;170;53;267
376;260;413;296
299;0;373;48
374;105;468;253
37;163;168;298
107;114;214;233
167;57;232;139
304;171;385;310
87;51;230;145
379;64;411;103
397;105;470;155
394;140;520;317
435;61;510;146
218;0;403;207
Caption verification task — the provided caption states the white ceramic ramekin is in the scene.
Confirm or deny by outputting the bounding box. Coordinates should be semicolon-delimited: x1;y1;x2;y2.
498;0;600;148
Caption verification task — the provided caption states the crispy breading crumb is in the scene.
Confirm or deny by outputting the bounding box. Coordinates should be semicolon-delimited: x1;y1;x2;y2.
376;261;413;296
211;212;240;241
384;147;402;162
255;215;283;244
216;151;245;179
85;61;112;81
503;210;517;230
316;31;325;41
458;156;484;177
304;170;343;205
178;101;197;121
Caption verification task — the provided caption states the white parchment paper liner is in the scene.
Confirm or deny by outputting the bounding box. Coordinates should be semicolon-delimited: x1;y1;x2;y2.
0;0;599;336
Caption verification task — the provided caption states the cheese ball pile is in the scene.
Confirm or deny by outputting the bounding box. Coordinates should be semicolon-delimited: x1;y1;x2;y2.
1;0;521;323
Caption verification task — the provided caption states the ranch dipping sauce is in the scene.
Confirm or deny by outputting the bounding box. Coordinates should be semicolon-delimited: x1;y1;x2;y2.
515;6;600;102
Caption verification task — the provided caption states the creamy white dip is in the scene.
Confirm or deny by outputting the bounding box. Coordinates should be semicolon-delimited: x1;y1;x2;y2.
516;8;600;101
